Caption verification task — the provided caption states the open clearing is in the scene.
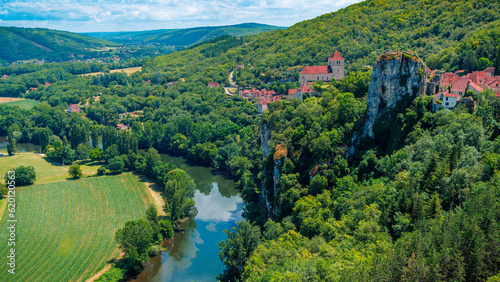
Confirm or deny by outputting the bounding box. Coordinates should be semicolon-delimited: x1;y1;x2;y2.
0;174;154;282
0;97;25;103
1;99;39;110
0;153;69;183
79;67;142;77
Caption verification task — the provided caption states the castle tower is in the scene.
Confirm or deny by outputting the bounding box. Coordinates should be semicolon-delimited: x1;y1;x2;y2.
328;50;344;80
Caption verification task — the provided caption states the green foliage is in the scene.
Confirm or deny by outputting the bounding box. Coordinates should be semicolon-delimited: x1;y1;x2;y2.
86;23;285;46
107;156;124;174
5;165;36;186
89;148;104;162
97;166;107;175
163;169;197;223
218;220;262;281
95;267;124;282
7;127;16;156
115;219;154;256
0;26;119;63
68;164;82;179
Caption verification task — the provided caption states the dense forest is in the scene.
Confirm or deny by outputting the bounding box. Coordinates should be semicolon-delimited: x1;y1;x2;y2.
83;23;285;46
0;27;120;64
1;0;500;281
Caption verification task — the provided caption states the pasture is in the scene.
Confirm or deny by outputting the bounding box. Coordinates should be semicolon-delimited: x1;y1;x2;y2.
0;99;39;110
0;174;154;281
79;66;142;77
0;154;69;183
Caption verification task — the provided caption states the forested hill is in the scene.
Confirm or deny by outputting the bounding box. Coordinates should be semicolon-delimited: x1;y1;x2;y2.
145;0;500;86
82;23;286;46
0;27;120;64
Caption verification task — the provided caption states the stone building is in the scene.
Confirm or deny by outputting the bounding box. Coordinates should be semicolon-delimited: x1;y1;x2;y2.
299;50;344;86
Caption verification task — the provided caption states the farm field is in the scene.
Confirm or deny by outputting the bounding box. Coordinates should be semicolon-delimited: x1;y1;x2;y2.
0;154;69;183
0;99;39;110
79;66;142;77
0;173;154;282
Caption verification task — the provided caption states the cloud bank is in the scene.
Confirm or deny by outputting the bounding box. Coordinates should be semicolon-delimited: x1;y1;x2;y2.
0;0;363;32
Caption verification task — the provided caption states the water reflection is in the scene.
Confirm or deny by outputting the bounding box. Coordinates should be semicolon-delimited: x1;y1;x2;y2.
0;137;42;153
195;184;243;222
134;155;243;282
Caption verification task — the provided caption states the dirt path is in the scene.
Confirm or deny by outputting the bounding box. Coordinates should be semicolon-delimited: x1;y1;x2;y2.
0;97;25;103
143;181;166;216
86;264;113;282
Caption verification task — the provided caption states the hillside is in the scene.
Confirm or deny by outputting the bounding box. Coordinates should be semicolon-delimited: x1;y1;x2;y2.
0;27;120;64
82;23;286;46
144;0;500;86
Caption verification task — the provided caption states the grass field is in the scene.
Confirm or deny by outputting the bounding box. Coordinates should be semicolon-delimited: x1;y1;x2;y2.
0;154;69;183
0;97;25;103
79;67;142;77
1;99;39;110
0;173;154;282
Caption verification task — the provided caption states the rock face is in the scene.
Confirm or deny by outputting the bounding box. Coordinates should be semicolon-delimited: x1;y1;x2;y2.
260;123;271;160
348;52;427;156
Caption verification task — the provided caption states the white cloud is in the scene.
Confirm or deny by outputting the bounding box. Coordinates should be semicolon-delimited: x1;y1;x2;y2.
0;0;364;32
194;183;243;222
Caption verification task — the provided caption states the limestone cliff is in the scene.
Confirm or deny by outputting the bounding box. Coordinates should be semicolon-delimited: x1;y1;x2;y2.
348;52;427;156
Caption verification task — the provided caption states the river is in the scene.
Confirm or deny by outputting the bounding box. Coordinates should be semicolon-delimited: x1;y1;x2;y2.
0;137;42;152
133;154;244;282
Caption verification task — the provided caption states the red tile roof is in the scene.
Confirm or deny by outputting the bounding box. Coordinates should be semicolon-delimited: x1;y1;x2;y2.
467;71;486;84
300;66;329;74
441;72;459;86
329;50;344;60
288;89;298;95
451;76;470;92
298;83;314;93
443;93;460;98
485;67;495;75
469;81;483;92
487;77;500;87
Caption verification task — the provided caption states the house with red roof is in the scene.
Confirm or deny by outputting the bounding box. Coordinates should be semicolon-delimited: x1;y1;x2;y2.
257;101;268;113
485;67;495;77
116;124;130;130
299;50;344;86
486;76;500;92
208;82;220;88
433;91;461;111
451;76;472;95
288;83;316;101
67;104;80;114
467;71;487;85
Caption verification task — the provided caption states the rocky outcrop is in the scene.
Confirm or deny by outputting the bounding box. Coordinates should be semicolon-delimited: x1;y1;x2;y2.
260;123;271;160
259;123;272;216
348;52;427;156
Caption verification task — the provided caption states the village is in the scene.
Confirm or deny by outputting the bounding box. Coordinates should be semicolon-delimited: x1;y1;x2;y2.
229;50;499;114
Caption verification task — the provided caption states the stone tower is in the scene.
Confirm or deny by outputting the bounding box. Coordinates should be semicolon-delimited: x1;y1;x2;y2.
328;50;344;80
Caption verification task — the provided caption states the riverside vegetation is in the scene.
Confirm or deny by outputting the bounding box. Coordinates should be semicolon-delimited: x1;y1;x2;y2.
1;0;500;281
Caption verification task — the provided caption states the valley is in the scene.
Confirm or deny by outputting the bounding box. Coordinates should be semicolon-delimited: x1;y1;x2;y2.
1;0;500;281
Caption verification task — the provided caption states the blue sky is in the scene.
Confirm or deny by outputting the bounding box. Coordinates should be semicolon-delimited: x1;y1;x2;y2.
0;0;363;32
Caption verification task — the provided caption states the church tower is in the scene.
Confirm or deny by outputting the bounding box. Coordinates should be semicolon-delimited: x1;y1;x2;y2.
328;50;344;80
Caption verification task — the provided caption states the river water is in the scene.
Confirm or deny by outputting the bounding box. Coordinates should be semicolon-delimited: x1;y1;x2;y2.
0;137;42;152
134;154;244;282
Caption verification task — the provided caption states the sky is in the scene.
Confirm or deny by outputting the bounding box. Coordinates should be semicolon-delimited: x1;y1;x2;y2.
0;0;363;33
